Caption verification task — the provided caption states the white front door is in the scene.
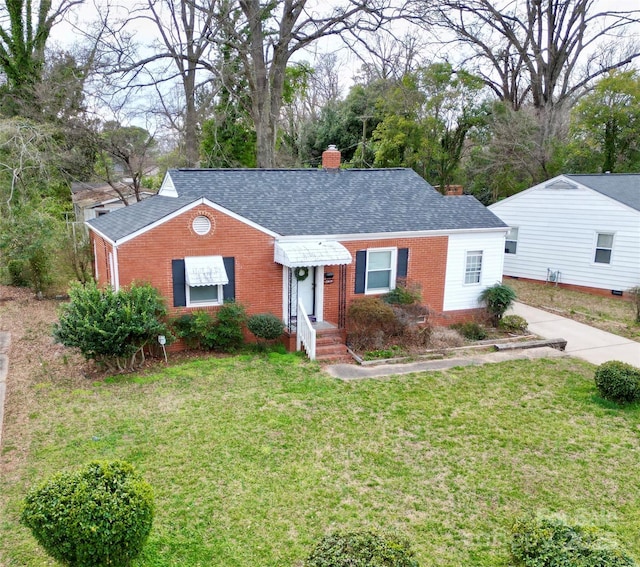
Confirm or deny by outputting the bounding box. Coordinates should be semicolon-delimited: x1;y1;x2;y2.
297;267;315;316
284;266;324;324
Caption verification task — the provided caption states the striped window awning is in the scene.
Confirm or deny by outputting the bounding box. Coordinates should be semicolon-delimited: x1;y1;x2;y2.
274;241;352;268
184;256;228;286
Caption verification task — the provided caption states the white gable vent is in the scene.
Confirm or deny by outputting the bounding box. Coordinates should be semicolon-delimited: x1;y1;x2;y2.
192;215;212;235
545;180;577;190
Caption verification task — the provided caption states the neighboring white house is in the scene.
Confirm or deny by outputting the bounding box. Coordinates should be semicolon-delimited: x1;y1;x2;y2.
488;174;640;295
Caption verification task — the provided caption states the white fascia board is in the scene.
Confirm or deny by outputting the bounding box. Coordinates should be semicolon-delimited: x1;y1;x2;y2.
86;224;116;247
277;227;509;242
107;198;280;247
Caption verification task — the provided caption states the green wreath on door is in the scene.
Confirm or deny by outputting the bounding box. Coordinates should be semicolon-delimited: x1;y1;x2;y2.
294;267;309;281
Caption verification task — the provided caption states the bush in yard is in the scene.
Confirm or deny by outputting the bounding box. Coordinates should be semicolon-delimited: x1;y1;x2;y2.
479;283;517;325
628;286;640;323
499;314;529;334
173;310;217;349
20;460;154;567
347;297;399;351
594;360;640;404
247;313;285;341
510;515;636;566
382;283;422;305
451;321;487;341
210;301;246;350
306;531;420;567
53;282;172;372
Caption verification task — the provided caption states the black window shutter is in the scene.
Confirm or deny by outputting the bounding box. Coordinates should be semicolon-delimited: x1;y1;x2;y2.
354;250;366;294
397;248;409;278
223;257;235;301
172;259;186;307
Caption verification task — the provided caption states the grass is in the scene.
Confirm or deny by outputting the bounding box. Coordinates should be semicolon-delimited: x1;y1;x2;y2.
507;279;640;341
2;353;639;566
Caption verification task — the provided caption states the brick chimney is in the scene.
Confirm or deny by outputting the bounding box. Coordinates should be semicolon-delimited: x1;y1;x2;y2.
322;145;341;169
441;184;464;196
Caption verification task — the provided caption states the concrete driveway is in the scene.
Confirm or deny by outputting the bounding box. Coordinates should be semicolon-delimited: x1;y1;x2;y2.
509;302;639;368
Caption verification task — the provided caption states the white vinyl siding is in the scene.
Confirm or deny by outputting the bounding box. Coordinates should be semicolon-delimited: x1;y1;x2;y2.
443;232;506;311
489;178;640;292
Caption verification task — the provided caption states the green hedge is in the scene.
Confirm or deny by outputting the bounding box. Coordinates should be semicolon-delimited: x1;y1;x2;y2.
21;460;154;567
594;360;640;404
511;515;636;566
306;531;420;567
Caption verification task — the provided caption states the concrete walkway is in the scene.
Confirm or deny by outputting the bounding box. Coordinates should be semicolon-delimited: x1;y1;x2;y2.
326;302;639;380
509;302;639;367
325;346;565;380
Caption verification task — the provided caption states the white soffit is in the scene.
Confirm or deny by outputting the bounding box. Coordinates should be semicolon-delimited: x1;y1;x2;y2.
184;256;228;286
274;241;352;267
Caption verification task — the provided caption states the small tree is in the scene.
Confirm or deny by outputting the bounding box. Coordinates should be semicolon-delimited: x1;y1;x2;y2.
53;282;171;371
479;283;517;325
628;286;640;323
21;460;154;567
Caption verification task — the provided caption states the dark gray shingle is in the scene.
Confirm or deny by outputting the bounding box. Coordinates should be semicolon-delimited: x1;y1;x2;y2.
566;174;640;212
88;168;507;241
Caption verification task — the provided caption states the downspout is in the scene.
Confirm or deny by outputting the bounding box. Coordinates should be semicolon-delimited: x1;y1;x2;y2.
113;244;120;291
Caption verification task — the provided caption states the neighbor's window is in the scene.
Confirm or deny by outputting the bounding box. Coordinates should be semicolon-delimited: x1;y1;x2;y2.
505;227;518;254
594;233;614;264
366;248;396;293
464;250;483;284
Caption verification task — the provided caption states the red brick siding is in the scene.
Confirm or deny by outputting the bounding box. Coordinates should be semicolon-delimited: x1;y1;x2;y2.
115;206;282;317
90;233;114;286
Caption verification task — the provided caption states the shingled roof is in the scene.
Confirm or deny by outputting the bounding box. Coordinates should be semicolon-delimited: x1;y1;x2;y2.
566;174;640;212
88;167;507;242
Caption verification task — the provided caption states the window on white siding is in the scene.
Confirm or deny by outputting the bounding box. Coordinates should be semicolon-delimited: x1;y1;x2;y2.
366;248;397;293
505;227;518;254
594;233;614;264
464;251;483;284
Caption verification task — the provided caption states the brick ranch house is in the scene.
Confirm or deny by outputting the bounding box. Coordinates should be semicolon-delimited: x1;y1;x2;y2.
86;147;508;359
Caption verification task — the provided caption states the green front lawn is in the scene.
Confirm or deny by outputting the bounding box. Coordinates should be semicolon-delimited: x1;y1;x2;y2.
2;354;639;566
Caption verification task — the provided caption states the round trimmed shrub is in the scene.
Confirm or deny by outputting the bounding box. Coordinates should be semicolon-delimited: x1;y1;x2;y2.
20;460;154;567
451;321;487;341
247;313;285;341
306;530;420;567
499;314;528;334
594;360;640;404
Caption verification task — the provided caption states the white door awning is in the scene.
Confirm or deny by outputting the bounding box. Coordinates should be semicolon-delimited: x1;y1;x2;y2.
274;241;352;268
184;256;228;286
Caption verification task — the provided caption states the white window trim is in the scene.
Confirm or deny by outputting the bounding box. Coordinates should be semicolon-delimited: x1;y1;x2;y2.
505;227;518;255
185;283;223;307
464;250;483;286
364;247;397;294
593;232;614;265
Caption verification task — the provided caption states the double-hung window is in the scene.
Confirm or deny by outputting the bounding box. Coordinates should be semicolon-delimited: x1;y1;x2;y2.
594;233;613;264
366;248;396;293
464;250;483;284
505;227;518;254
